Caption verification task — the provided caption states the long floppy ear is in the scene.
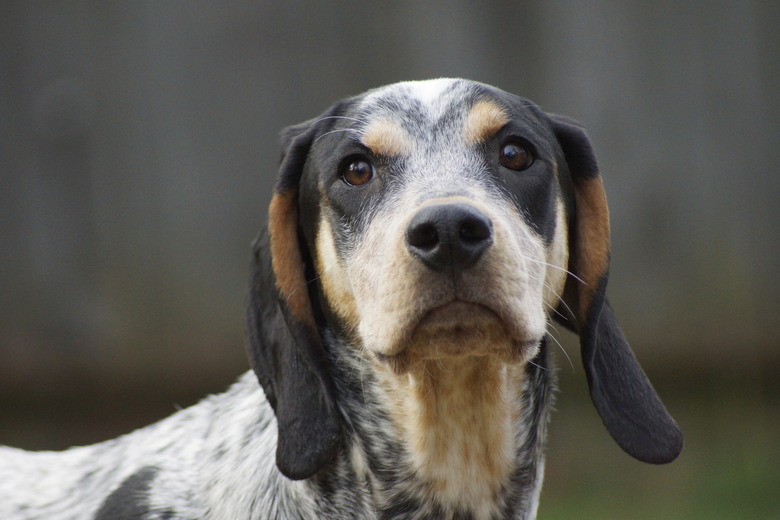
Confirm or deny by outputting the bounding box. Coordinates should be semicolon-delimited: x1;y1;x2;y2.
245;117;341;480
551;115;683;464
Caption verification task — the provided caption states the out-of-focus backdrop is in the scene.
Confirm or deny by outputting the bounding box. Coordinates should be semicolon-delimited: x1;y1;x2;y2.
1;2;777;518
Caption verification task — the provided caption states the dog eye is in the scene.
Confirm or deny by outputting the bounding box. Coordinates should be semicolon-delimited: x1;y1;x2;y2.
341;157;375;186
499;141;534;171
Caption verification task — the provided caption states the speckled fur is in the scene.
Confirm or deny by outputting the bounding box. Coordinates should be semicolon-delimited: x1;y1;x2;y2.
0;79;681;519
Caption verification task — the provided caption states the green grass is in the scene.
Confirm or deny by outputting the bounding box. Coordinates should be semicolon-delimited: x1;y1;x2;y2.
538;368;780;519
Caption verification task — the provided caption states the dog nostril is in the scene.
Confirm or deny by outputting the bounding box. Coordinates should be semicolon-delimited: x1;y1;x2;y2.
459;216;491;243
407;222;439;250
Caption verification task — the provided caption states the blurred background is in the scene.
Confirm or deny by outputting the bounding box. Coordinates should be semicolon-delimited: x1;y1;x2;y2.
1;2;777;518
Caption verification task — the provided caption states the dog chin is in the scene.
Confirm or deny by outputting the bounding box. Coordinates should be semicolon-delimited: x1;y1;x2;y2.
371;301;541;374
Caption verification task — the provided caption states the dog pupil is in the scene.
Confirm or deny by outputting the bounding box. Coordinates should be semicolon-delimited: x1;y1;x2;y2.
346;160;372;185
501;143;528;170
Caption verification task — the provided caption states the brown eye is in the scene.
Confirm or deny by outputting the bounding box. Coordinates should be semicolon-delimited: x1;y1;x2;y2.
499;141;533;171
341;157;375;186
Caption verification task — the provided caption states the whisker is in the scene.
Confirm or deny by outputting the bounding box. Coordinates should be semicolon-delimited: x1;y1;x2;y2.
544;299;570;322
547;294;576;325
313;115;369;125
519;254;586;286
513;250;580;321
314;128;360;143
546;328;575;373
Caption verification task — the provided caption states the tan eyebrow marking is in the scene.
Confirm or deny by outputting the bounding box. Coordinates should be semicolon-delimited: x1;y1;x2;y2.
462;100;510;145
360;118;413;156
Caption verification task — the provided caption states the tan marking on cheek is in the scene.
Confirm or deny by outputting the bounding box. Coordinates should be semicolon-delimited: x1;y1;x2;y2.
350;204;423;354
574;175;610;319
268;191;313;325
315;218;360;332
543;199;569;312
360;118;412;156
462;99;510;145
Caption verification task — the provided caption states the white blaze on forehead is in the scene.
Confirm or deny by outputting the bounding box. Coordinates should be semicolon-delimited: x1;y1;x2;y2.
360;78;462;122
402;78;458;106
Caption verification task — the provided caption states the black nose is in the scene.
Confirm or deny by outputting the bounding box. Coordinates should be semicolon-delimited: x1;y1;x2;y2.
406;202;493;274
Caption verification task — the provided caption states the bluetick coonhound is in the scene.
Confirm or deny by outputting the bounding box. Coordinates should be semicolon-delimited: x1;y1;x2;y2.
0;79;683;519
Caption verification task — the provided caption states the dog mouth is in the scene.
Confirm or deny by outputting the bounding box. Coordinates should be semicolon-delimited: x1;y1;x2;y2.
415;300;503;336
373;300;540;373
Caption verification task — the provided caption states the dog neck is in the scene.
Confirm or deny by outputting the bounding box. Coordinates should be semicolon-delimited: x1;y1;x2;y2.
337;340;552;519
389;357;521;512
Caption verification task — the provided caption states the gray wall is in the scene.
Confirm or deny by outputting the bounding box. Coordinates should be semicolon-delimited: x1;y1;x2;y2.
1;1;777;414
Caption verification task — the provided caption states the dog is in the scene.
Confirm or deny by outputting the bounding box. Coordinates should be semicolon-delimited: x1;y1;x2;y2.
0;79;682;520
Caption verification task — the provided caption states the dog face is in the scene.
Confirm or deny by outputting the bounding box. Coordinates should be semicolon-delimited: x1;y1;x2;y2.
247;79;683;480
297;80;569;373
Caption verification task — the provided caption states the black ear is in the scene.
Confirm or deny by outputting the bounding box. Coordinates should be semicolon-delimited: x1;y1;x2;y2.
245;114;342;480
551;115;683;464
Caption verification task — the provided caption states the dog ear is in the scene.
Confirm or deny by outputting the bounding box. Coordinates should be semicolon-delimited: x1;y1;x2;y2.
245;115;342;480
550;115;683;464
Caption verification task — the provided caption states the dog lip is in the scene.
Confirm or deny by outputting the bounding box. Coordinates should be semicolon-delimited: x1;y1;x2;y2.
422;299;495;320
416;298;532;339
408;297;533;343
409;299;500;333
373;331;541;375
370;298;539;373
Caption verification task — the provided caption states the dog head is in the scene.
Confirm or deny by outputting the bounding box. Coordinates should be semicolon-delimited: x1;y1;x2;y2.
246;79;683;480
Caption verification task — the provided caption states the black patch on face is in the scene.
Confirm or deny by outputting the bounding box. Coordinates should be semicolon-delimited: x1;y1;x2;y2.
458;84;566;245
301;121;406;259
94;466;162;520
481;119;561;245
